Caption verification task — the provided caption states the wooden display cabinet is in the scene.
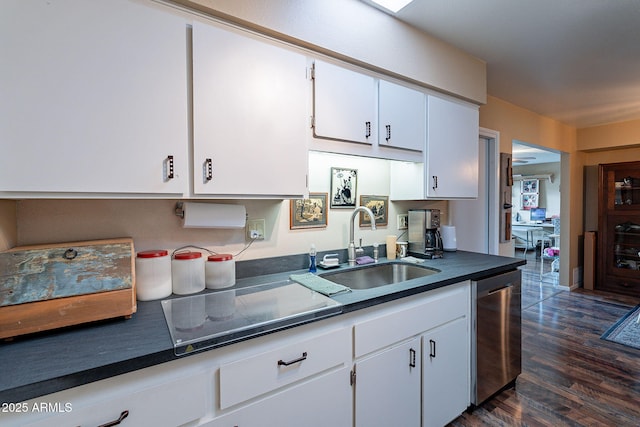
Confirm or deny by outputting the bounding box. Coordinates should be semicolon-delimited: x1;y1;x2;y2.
597;161;640;296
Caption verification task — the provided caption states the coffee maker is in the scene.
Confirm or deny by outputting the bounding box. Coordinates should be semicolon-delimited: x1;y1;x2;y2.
408;209;444;259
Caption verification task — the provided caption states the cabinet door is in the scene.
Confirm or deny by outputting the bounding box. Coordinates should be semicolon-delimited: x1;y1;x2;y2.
422;317;469;427
208;367;351;427
313;60;376;144
378;80;426;151
192;21;308;197
426;96;479;198
598;163;640;296
0;0;188;195
354;338;421;427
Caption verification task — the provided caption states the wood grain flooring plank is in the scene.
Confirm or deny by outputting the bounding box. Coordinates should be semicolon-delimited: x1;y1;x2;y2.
450;260;640;427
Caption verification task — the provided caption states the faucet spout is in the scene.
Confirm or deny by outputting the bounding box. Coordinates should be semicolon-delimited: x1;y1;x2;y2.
348;206;376;266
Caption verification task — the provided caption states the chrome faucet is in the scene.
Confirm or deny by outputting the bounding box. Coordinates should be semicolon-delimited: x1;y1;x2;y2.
348;206;376;266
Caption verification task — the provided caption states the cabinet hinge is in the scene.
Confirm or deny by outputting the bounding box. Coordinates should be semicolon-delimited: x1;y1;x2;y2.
309;62;316;80
350;366;356;387
310;115;315;129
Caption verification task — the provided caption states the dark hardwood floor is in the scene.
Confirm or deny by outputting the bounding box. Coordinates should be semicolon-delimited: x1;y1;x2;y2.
450;252;640;427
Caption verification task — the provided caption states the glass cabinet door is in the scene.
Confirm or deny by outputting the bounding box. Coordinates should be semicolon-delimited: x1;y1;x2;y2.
610;169;640;209
610;216;640;275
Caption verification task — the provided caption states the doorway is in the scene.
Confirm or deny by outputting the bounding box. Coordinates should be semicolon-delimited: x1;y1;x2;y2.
511;140;564;291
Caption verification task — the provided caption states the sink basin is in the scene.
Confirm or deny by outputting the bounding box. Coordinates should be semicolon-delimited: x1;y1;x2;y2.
320;262;440;290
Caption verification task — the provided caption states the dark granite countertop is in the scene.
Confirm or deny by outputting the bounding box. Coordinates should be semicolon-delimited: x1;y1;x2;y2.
0;250;524;404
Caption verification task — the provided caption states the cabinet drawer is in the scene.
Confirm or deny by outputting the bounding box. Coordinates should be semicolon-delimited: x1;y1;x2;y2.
219;327;350;409
597;276;640;296
25;371;207;427
354;282;469;358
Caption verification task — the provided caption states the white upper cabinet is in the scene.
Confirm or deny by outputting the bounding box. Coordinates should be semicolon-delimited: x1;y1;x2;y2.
378;80;426;152
312;60;376;145
425;95;479;198
0;0;189;196
392;96;480;200
192;21;309;197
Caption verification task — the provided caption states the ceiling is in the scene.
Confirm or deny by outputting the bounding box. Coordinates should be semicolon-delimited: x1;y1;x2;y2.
388;0;640;129
512;141;560;166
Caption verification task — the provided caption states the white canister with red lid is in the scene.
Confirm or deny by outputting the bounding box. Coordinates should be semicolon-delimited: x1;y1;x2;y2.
205;254;235;289
172;251;205;295
135;250;172;301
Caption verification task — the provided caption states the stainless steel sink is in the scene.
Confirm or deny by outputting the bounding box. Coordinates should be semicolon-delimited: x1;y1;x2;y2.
320;262;440;290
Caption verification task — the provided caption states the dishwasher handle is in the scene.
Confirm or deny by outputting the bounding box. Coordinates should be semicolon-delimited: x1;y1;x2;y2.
487;284;512;296
474;269;521;298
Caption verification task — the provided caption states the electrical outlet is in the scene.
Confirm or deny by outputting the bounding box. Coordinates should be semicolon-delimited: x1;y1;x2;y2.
246;219;266;240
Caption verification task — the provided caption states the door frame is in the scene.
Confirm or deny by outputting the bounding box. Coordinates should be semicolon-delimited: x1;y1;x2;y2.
480;127;500;255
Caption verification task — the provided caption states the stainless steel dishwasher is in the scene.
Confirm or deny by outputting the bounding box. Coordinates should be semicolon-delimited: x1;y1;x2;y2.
471;269;522;405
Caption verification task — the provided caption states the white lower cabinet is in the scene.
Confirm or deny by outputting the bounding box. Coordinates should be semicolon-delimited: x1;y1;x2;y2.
8;363;208;427
352;281;470;427
422;317;470;427
354;337;421;427
206;367;351;427
9;283;471;427
209;326;352;426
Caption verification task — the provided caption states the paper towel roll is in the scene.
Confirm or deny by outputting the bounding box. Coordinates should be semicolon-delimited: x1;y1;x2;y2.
441;225;457;252
182;202;246;228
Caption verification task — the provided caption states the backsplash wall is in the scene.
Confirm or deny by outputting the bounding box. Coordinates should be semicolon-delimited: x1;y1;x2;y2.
14;153;446;260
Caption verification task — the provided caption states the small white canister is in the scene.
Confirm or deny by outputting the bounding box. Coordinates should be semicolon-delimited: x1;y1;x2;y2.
172;251;205;295
205;254;235;289
135;250;172;301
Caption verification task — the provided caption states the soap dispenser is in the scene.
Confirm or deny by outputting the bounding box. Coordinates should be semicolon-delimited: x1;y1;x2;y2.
308;244;317;273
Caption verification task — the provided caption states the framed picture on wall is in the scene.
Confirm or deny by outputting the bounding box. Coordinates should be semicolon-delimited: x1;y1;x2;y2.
521;179;539;193
359;195;388;226
521;193;539;209
289;193;328;229
330;167;357;208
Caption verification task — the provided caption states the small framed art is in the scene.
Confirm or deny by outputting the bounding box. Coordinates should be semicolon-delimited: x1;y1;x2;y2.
521;193;539;209
521;179;538;193
290;193;328;229
359;195;389;226
330;167;357;208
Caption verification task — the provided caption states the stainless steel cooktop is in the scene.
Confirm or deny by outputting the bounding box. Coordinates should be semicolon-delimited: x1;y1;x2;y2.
161;280;342;355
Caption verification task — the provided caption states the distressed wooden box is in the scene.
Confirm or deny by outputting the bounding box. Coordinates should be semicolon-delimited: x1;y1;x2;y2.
0;238;136;339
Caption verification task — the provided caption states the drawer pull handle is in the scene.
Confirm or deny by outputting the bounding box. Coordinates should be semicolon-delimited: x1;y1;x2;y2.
409;348;416;368
429;339;436;359
205;158;213;181
365;121;371;138
166;155;174;180
98;410;129;427
278;352;308;367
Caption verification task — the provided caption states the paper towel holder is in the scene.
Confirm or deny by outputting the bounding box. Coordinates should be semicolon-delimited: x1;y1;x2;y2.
174;202;248;229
